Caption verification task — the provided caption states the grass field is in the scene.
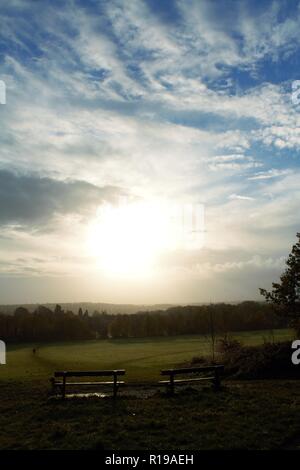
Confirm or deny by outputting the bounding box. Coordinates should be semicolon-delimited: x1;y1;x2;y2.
1;328;299;450
1;328;294;382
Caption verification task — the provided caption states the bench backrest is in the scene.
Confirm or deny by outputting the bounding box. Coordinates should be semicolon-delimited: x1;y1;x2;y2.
54;370;125;378
161;365;224;376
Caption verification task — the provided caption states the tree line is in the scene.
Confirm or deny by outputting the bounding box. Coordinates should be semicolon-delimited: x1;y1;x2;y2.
0;301;287;343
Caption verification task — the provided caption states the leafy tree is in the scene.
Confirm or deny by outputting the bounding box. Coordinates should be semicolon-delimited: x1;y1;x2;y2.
34;305;52;316
260;232;300;332
14;306;30;317
54;304;63;314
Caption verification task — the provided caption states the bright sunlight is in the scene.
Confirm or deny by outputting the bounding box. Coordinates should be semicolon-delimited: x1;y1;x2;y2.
86;199;205;278
86;200;170;277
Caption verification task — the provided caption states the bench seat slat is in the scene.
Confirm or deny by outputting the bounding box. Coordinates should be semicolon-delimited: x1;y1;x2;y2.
54;370;125;377
159;376;214;385
161;365;224;375
53;381;125;386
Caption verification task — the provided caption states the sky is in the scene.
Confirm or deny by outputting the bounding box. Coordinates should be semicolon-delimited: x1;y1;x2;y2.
0;0;300;304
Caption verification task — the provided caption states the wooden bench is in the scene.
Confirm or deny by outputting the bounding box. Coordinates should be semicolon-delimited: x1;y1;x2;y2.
50;370;126;399
160;365;224;395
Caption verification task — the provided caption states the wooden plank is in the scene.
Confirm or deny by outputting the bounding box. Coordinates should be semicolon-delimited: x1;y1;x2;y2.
54;370;125;377
161;365;224;376
53;381;125;386
159;377;214;384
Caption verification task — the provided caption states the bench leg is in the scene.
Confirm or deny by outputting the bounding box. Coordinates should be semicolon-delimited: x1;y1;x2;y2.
50;378;55;395
213;370;221;391
113;373;118;399
167;374;175;396
62;375;66;399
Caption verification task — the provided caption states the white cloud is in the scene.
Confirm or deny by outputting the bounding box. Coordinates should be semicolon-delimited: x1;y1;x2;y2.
209;154;262;171
248;169;292;180
228;193;255;201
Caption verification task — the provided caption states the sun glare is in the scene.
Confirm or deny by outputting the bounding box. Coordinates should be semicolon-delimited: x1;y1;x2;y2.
85;199;205;278
86;201;168;277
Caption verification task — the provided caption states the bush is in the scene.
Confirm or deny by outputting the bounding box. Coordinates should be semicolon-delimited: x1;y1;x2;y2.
188;338;300;380
219;340;299;379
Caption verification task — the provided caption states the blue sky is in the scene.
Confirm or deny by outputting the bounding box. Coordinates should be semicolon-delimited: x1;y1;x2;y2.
0;0;300;304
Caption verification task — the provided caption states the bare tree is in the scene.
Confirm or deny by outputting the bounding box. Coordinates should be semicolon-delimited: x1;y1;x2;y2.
208;308;216;363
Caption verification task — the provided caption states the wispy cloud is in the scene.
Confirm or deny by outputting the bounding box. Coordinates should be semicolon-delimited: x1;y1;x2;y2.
248;169;292;180
228;193;255;201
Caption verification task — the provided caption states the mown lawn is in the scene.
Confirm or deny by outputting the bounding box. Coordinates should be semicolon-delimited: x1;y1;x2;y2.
1;329;294;382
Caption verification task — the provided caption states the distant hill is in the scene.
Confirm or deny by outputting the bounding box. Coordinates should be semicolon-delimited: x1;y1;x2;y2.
0;302;174;316
0;300;261;316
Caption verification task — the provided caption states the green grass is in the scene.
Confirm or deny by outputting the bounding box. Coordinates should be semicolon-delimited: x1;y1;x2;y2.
1;328;294;382
1;328;299;450
0;379;300;449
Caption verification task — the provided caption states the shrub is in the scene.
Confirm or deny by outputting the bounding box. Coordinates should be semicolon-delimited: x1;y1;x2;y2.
219;340;299;379
188;338;299;380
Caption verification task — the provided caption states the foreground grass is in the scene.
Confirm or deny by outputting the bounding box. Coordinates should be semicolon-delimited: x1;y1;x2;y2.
0;379;300;450
1;330;298;450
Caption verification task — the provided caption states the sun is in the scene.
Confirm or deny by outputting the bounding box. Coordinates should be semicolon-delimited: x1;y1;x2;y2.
85;200;170;278
85;199;205;278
